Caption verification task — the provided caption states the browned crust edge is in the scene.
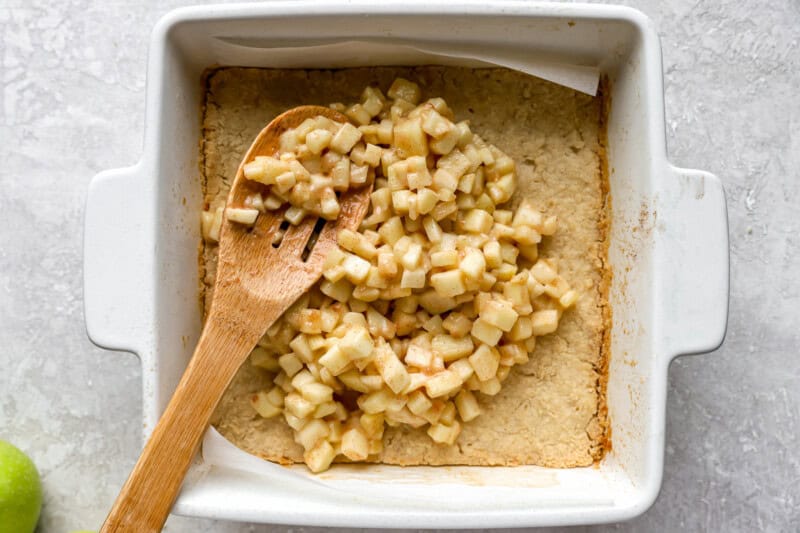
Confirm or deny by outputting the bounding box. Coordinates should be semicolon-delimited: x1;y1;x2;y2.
197;68;218;320
593;74;613;461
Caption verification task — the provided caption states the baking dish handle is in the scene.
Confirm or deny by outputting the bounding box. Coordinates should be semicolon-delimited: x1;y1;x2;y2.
658;165;729;358
84;163;151;356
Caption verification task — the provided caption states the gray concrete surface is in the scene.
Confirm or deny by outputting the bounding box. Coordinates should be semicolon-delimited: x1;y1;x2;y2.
1;0;798;531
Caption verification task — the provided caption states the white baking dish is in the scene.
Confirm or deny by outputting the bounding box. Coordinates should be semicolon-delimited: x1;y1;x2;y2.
84;1;729;528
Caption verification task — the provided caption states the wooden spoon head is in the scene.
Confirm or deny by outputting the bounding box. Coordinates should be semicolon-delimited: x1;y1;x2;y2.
214;106;372;306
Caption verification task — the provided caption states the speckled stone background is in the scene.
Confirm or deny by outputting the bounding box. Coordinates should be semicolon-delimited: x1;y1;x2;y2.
1;0;797;531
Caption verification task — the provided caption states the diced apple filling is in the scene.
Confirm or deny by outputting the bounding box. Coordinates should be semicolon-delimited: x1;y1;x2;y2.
212;78;579;473
202;112;376;233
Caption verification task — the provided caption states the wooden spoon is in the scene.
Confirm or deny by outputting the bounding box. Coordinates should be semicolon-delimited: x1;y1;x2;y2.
101;106;372;532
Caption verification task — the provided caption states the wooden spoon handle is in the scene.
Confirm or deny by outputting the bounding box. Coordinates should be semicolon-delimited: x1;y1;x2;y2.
101;316;261;533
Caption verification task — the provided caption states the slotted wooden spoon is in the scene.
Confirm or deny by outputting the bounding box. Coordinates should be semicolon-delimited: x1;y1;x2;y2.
101;106;372;532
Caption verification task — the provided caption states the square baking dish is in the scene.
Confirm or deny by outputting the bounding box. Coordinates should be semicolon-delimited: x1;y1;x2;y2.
84;2;729;528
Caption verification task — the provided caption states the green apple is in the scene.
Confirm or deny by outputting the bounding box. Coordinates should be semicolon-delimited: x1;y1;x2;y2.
0;440;42;533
